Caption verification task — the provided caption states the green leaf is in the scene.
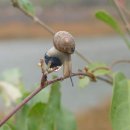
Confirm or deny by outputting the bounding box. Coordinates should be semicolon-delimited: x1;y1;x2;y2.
79;77;90;88
42;81;61;130
0;124;12;130
95;10;130;49
18;0;35;15
57;109;77;130
15;105;29;130
29;87;50;107
111;72;130;130
27;102;46;130
95;10;122;34
88;62;111;76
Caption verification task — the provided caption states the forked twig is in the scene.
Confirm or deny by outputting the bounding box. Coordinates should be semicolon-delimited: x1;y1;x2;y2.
0;71;96;127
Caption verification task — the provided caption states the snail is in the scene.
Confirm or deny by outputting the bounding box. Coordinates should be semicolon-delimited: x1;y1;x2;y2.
44;31;75;81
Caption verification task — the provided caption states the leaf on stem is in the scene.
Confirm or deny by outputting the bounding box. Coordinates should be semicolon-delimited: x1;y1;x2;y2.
18;0;35;15
42;81;77;130
79;77;90;88
27;102;46;130
95;10;130;49
95;10;122;34
88;62;111;76
15;105;29;130
111;72;130;130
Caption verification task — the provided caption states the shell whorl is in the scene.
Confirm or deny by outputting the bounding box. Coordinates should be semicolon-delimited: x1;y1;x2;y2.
53;31;75;54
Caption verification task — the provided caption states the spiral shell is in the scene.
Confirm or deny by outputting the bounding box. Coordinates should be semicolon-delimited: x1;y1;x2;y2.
53;31;75;54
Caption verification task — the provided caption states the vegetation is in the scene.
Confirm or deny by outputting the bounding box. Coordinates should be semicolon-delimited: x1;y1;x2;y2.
0;0;130;130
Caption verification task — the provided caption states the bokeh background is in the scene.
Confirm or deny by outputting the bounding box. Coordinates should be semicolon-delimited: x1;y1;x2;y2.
0;0;130;130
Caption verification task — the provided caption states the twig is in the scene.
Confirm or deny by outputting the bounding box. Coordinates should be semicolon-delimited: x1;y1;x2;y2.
75;50;92;64
113;0;130;34
84;66;113;84
110;59;130;68
96;76;113;85
10;0;95;65
91;66;110;73
11;0;55;35
122;6;130;16
0;72;96;127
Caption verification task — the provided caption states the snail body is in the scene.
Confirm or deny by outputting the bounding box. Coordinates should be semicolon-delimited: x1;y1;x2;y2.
44;31;75;77
45;47;67;68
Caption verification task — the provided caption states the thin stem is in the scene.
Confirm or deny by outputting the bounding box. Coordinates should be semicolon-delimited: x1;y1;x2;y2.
11;0;55;35
113;0;130;34
0;72;96;127
11;0;95;65
96;76;113;85
110;59;130;68
91;66;110;73
75;50;92;64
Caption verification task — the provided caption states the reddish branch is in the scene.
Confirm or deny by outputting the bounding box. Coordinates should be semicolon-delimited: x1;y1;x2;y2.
0;72;97;127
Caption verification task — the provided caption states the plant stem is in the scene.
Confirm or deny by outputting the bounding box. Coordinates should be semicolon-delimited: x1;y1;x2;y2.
10;0;94;65
113;0;130;34
110;59;130;68
11;0;55;35
75;50;92;64
0;72;97;127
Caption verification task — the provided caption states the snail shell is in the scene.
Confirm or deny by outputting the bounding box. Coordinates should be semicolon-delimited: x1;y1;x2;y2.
53;31;75;54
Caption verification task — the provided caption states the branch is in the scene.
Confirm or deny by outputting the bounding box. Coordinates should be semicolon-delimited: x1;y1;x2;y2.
75;50;92;64
10;0;94;65
91;66;110;73
113;0;130;34
0;72;96;127
110;59;130;68
11;0;55;35
96;76;113;85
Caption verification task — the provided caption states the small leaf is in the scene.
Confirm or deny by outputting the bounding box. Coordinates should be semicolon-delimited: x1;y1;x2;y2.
42;81;61;130
95;10;130;49
95;10;122;34
79;77;90;88
42;81;77;130
18;0;35;15
29;87;50;107
15;105;29;130
111;72;130;130
88;62;110;76
57;109;77;130
27;102;46;130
